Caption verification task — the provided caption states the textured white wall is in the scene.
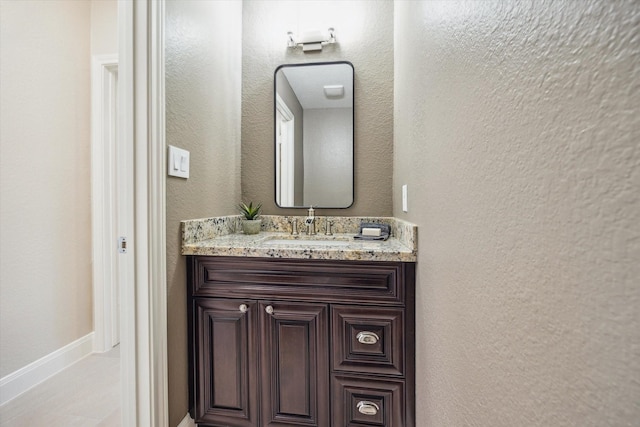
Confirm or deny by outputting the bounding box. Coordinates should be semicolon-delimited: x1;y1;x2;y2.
0;1;92;377
165;1;242;425
242;0;394;216
394;1;640;425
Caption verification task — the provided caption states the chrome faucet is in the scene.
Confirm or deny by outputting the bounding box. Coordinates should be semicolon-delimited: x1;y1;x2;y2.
305;206;317;235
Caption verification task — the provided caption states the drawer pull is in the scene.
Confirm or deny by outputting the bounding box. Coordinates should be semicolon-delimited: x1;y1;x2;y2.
239;304;248;313
357;401;380;416
356;331;379;345
265;305;274;315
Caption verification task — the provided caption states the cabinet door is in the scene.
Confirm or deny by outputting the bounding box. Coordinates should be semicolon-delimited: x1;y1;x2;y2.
193;298;258;427
259;302;329;427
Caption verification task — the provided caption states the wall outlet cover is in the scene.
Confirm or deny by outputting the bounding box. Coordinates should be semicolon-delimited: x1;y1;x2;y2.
402;184;408;212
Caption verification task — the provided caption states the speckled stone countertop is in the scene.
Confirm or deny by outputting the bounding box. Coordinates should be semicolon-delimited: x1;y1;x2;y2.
181;215;417;262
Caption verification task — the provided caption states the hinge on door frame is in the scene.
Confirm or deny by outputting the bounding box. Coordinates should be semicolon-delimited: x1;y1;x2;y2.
119;237;127;254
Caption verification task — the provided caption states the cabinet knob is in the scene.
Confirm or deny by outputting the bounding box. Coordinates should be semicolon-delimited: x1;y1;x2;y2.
265;305;274;315
239;304;248;313
356;331;380;345
356;401;380;416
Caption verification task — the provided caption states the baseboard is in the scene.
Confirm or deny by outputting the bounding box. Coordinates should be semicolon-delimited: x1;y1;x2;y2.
177;413;196;427
0;332;94;406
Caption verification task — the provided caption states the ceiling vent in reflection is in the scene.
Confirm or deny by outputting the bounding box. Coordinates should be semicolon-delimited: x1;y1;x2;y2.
324;85;344;98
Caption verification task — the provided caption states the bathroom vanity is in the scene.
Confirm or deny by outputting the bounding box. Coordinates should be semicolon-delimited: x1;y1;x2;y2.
183;215;417;427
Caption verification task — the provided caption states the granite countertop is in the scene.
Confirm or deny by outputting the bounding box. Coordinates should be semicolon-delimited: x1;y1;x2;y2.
181;215;417;262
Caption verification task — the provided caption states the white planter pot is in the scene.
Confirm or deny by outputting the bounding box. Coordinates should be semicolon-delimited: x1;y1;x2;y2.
242;219;262;235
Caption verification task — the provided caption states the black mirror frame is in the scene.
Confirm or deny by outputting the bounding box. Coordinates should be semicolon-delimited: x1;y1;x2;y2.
274;61;355;209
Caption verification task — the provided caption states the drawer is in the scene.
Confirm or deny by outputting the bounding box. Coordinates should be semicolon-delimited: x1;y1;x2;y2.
332;306;404;376
189;256;405;305
332;375;405;427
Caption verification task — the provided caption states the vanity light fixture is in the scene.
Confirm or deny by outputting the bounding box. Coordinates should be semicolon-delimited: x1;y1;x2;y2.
287;27;336;52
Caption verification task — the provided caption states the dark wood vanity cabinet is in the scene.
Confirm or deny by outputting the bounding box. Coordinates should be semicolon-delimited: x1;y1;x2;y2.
188;256;416;427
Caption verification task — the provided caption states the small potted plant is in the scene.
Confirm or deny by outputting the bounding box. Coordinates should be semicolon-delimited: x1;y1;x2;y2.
238;201;262;235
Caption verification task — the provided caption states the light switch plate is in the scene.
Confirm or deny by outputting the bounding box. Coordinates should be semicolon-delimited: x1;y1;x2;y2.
402;184;408;212
168;145;189;179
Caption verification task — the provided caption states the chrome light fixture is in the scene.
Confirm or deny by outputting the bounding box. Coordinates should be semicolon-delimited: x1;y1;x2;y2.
287;27;336;52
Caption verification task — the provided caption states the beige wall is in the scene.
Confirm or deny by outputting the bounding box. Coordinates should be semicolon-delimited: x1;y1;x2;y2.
165;1;243;425
90;0;118;56
394;1;640;425
242;0;394;217
0;1;93;376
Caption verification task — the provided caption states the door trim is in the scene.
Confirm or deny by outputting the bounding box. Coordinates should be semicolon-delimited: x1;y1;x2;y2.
275;94;295;206
91;54;119;353
119;0;168;425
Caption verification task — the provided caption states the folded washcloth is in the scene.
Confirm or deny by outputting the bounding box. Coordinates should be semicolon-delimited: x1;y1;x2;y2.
353;222;390;241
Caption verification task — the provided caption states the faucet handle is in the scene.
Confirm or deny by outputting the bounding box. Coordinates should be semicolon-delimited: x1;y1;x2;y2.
324;219;334;236
290;218;299;235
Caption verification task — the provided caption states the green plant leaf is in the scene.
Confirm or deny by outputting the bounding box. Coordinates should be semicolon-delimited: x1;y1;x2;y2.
238;201;262;220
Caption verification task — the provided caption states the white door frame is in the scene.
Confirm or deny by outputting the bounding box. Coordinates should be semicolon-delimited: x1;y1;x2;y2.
91;54;119;353
119;0;168;426
276;94;295;206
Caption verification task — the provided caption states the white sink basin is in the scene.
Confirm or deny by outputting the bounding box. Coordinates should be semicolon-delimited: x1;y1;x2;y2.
263;238;350;247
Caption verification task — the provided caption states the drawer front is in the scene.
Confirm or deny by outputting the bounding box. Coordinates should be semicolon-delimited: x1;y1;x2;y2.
332;306;405;376
332;376;405;427
190;256;405;305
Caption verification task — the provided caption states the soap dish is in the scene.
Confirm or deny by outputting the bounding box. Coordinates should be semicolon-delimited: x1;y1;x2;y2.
353;222;390;241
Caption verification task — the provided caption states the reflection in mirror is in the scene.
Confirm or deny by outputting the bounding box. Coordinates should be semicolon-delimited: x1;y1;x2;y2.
274;61;354;208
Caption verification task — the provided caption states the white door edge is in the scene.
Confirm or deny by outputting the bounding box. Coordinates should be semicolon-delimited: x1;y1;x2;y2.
119;0;168;426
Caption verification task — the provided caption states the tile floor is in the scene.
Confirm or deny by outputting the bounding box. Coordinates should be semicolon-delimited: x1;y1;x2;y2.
0;346;121;427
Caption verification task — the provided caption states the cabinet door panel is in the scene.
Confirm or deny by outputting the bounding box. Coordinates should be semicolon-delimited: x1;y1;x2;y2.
194;298;257;426
260;302;329;427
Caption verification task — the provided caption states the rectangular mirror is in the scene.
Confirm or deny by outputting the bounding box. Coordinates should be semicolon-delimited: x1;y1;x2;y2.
274;61;354;208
